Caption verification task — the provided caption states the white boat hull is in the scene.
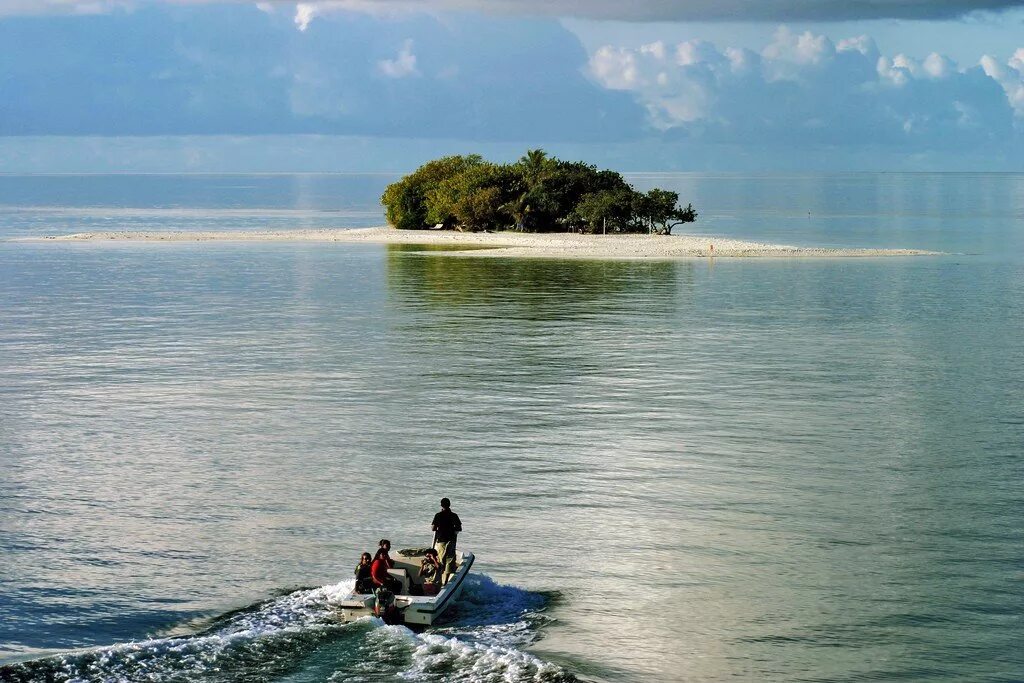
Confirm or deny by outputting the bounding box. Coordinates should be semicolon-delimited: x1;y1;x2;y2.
339;548;474;626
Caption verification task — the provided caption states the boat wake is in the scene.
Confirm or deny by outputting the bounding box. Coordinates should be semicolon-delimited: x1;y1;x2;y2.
0;575;573;683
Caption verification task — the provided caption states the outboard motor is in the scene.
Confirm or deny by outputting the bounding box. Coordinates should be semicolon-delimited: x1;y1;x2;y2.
373;586;402;625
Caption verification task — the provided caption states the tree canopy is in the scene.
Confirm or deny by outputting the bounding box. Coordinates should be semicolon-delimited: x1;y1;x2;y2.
381;150;697;234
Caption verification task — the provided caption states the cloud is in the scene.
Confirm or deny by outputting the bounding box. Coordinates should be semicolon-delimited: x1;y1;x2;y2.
589;28;1019;148
294;2;317;30
0;3;643;140
1;0;1022;166
981;49;1024;115
1;0;1022;21
437;0;1024;21
377;39;418;77
290;0;406;31
0;0;130;15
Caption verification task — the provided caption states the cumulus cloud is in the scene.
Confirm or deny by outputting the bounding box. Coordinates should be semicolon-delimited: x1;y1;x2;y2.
2;0;1022;163
377;39;418;77
1;0;1022;21
294;2;317;30
981;49;1024;115
589;28;1020;148
290;0;412;31
0;3;643;140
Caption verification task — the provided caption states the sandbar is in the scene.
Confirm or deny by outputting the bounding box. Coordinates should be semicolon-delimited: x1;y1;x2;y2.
30;226;937;259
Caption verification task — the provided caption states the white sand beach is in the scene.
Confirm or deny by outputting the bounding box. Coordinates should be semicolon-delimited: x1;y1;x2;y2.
36;226;937;258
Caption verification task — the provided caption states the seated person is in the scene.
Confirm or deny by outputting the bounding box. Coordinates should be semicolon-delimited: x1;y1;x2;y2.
370;547;403;595
418;549;441;594
377;539;395;568
354;552;374;594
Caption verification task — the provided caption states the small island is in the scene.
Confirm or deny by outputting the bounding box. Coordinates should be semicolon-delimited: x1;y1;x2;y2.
382;149;697;234
28;150;939;258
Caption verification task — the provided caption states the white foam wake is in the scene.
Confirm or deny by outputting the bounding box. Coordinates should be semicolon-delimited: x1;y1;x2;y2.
0;575;574;683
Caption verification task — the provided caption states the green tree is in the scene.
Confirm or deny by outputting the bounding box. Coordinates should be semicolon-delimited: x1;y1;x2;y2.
519;149;551;183
524;161;631;232
426;162;520;231
382;154;485;230
381;177;425;230
572;189;635;234
453;186;505;230
381;150;697;234
630;189;698;235
670;203;699;233
507;149;555;231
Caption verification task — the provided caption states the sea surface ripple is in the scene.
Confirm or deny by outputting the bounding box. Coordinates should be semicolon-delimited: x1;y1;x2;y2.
1;173;1022;682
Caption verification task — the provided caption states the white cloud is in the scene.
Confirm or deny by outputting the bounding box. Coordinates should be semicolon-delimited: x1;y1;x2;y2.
760;27;837;82
982;50;1024;116
878;54;919;86
1;0;1022;20
1012;48;1024;71
377;38;418;77
675;40;722;67
288;0;424;31
262;0;1024;23
294;2;318;30
923;52;955;79
836;35;879;59
0;0;131;15
588;28;1020;146
763;27;833;67
590;45;643;89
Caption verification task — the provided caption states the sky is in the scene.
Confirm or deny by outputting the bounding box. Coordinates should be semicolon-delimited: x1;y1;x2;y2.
1;1;1024;171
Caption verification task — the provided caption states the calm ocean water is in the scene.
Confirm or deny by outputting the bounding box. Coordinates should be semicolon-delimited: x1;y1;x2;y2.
0;174;1022;682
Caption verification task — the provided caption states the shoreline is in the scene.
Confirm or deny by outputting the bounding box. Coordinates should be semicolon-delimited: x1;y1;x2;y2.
23;226;939;259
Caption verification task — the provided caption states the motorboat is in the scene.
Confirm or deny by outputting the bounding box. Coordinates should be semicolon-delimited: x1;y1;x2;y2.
338;547;474;626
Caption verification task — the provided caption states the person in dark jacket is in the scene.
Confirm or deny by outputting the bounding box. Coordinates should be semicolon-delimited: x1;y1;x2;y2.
354;552;374;593
431;497;462;586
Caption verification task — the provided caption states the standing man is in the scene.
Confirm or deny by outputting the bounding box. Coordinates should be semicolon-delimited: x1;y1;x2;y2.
431;497;462;586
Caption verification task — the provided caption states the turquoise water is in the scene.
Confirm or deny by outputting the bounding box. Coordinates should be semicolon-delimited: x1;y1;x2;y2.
0;174;1022;682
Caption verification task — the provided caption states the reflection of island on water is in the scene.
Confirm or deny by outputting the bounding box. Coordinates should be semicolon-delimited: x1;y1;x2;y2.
385;243;693;321
383;246;698;400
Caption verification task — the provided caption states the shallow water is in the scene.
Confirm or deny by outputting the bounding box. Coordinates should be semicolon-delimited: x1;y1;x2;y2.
1;174;1022;682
